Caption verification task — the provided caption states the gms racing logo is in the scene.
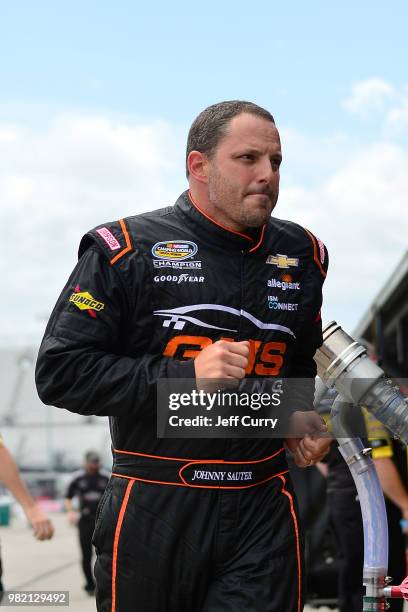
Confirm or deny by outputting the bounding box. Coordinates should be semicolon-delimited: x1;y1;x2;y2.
164;336;287;376
154;303;296;339
152;241;198;261
69;285;105;319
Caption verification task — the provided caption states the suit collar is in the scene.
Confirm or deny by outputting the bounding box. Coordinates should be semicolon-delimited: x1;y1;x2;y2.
174;191;267;253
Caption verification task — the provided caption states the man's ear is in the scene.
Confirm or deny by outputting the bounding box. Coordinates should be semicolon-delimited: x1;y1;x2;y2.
187;151;209;184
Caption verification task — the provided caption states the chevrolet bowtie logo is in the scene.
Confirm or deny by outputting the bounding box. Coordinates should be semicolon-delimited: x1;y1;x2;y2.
266;254;299;268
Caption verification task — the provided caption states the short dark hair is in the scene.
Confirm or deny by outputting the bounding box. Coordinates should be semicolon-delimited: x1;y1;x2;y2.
85;450;100;463
186;100;275;177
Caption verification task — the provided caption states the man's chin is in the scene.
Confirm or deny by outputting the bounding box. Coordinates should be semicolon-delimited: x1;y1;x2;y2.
242;207;275;228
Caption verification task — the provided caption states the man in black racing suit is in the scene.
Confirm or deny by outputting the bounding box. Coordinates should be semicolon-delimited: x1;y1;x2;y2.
35;101;330;612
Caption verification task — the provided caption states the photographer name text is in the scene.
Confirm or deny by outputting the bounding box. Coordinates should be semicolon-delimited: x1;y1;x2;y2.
168;415;278;429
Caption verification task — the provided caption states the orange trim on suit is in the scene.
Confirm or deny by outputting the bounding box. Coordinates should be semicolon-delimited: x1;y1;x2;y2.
111;479;135;612
278;474;302;612
110;219;133;265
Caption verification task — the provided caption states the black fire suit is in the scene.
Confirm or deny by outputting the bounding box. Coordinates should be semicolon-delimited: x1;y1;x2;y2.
36;191;328;612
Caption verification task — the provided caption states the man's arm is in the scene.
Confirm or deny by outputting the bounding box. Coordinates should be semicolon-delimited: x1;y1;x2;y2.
64;495;79;526
35;245;194;417
0;442;54;540
284;231;330;466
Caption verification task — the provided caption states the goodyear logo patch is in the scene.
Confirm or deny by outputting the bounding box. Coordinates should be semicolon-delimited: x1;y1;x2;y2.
151;240;197;261
69;291;105;312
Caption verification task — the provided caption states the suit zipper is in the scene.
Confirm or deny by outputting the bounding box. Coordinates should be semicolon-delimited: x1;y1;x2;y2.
223;249;245;460
237;249;245;341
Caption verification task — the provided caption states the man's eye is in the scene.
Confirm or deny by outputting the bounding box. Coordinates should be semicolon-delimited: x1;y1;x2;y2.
240;154;255;161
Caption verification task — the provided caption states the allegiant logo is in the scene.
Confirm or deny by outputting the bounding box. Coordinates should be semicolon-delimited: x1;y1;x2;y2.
268;278;300;290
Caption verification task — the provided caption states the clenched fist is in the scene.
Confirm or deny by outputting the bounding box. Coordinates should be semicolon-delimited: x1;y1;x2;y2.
194;340;249;392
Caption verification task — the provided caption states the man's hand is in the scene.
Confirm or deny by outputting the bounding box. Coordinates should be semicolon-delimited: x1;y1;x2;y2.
286;410;327;438
285;410;331;468
286;434;332;468
24;504;54;540
67;508;79;526
194;340;249;391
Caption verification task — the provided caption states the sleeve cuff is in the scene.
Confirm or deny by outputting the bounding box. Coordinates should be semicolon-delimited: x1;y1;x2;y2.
166;358;196;379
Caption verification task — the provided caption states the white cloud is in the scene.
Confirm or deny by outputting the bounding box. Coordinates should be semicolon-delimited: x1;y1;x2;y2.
0;113;186;342
280;128;357;183
344;79;408;138
385;103;408;133
0;110;407;342
281;140;407;333
280;80;408;332
343;78;395;117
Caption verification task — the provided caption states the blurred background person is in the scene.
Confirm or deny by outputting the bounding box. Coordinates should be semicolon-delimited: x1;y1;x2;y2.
64;451;109;596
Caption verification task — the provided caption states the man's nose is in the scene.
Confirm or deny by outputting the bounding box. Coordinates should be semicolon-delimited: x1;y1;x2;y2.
257;157;275;183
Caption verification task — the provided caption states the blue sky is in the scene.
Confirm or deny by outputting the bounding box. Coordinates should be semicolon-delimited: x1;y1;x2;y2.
1;1;406;127
1;1;407;341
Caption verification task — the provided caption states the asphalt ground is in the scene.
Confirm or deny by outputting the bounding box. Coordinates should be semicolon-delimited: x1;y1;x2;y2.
0;510;349;612
0;513;95;612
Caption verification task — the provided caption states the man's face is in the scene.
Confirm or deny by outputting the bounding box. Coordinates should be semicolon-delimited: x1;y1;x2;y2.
85;460;99;474
206;113;282;231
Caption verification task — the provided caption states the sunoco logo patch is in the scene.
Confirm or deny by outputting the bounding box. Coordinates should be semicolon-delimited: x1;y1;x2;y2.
151;241;197;261
69;291;105;312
